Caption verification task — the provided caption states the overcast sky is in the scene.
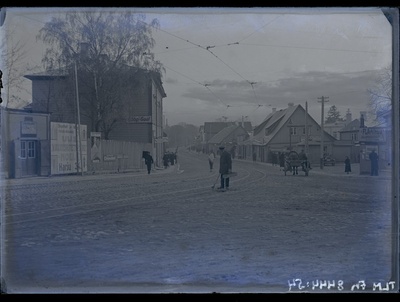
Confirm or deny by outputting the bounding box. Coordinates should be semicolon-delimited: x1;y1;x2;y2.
0;7;393;127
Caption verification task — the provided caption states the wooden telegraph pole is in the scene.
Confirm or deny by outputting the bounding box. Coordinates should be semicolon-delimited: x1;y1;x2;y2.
317;96;329;169
305;101;309;157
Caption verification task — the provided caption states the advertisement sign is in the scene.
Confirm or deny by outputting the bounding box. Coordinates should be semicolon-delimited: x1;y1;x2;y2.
51;122;87;175
359;127;386;143
129;116;152;123
20;120;37;136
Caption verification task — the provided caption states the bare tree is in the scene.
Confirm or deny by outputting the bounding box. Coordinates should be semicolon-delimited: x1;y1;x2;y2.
367;65;392;124
0;27;30;107
37;9;165;138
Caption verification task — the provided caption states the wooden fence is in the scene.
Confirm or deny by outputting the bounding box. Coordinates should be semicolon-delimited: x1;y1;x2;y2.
86;139;152;174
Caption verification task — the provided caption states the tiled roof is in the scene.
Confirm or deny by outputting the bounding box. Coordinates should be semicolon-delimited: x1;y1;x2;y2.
208;124;247;144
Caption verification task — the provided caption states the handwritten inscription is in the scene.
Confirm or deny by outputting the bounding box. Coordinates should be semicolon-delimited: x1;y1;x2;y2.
288;279;396;292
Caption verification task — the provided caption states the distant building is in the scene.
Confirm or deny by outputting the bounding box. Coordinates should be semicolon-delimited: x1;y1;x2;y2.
324;108;353;140
199;121;252;153
245;103;336;164
334;118;361;163
207;124;250;158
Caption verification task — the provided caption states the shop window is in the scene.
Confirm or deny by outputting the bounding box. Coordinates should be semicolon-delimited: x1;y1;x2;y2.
28;141;35;158
20;141;26;158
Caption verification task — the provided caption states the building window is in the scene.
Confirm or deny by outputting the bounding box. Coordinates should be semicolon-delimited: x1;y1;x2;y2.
290;127;297;135
20;141;27;158
28;141;35;158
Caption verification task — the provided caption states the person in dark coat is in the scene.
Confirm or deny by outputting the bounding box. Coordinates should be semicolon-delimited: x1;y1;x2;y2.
344;156;351;174
218;145;232;191
279;152;285;170
163;153;169;169
145;153;154;174
369;149;379;176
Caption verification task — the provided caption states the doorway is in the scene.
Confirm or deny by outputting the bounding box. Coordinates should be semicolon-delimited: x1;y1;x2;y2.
20;140;38;177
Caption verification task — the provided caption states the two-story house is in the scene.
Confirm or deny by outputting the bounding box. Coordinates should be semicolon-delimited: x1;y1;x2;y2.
246;103;336;164
24;64;167;168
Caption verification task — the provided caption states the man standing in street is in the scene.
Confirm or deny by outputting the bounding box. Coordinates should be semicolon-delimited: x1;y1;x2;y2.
218;145;232;192
369;149;379;176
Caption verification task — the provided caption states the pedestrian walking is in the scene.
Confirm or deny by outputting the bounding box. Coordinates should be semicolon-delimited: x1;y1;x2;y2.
252;152;257;162
145;152;154;174
218;145;232;192
344;156;351;174
369;149;379;176
163;152;169;169
208;151;215;172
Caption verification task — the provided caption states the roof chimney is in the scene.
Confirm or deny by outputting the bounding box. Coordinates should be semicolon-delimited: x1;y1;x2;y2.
360;113;365;128
346;109;352;123
272;107;276;113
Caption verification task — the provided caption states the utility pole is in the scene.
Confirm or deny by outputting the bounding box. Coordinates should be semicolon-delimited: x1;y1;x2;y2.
305;101;309;157
317;96;329;169
74;61;83;176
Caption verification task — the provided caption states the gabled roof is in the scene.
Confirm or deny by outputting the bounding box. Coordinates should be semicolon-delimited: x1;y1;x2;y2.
253;105;297;136
252;104;336;146
208;124;247;144
340;119;360;132
203;122;236;134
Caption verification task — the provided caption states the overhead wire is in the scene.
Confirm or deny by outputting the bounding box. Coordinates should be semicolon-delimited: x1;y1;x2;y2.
138;18;267;106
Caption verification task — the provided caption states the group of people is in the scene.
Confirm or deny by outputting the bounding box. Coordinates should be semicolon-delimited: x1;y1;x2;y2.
146;146;380;181
163;151;177;169
344;149;379;176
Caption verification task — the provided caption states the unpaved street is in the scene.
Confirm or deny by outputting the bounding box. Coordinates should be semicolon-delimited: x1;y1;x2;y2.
1;150;395;293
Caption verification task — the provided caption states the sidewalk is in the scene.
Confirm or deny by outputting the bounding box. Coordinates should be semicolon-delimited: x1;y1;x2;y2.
309;162;392;179
0;163;179;186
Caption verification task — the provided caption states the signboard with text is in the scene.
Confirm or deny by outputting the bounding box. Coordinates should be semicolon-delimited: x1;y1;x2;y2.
129;116;152;123
51;122;87;175
359;127;386;143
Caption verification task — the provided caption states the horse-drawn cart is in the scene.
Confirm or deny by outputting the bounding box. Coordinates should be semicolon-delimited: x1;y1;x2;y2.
283;151;310;176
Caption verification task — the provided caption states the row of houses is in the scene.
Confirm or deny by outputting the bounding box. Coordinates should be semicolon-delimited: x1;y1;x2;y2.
194;103;392;174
